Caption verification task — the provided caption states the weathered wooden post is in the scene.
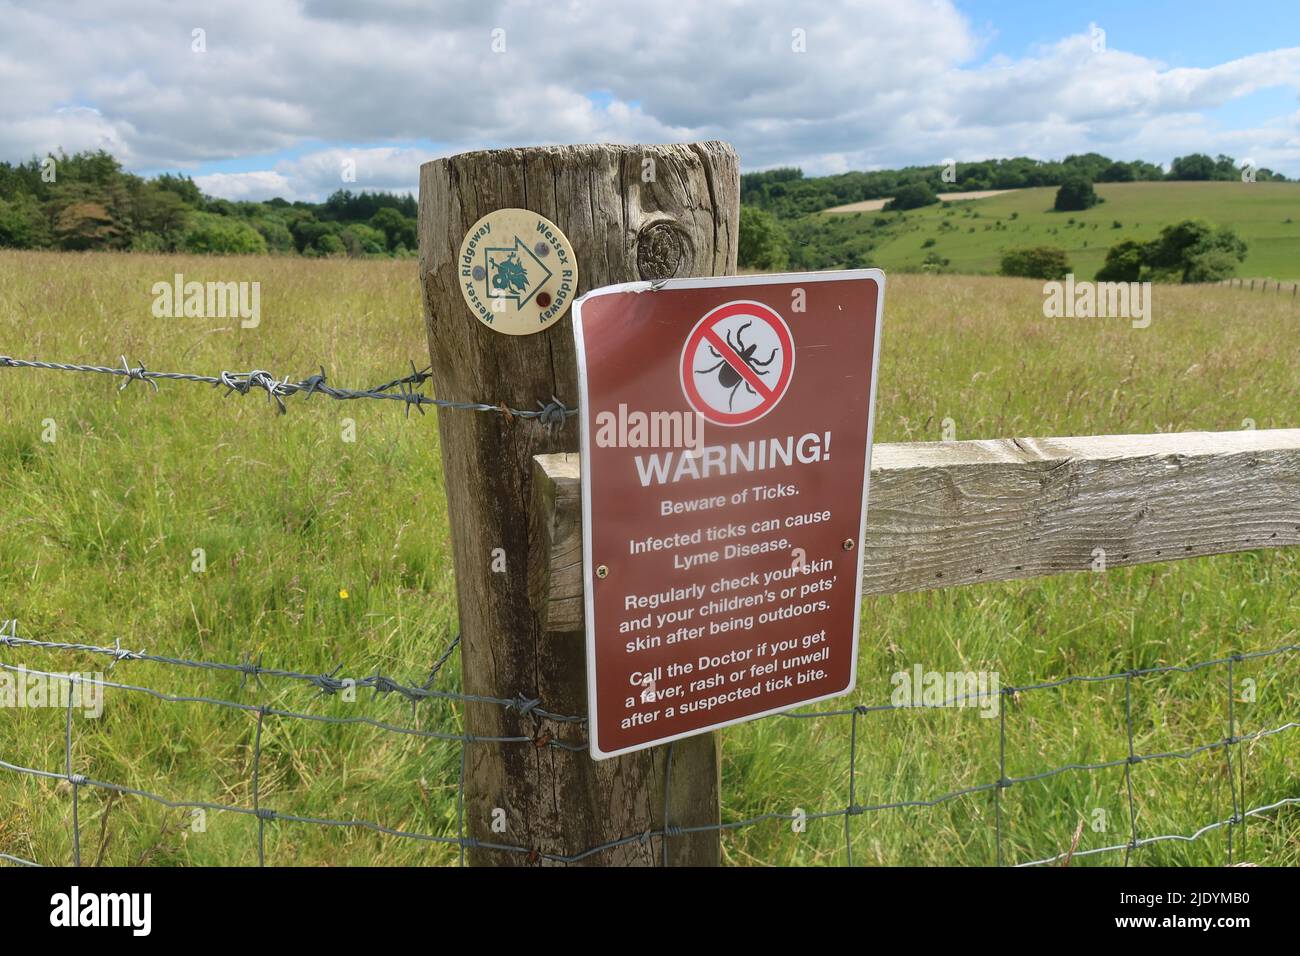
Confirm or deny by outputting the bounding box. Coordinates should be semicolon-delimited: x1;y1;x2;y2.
418;142;739;865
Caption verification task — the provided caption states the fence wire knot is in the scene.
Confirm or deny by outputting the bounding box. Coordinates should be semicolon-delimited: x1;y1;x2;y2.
369;673;404;699
536;397;570;429
300;367;329;398
118;356;157;392
510;694;541;716
239;653;265;691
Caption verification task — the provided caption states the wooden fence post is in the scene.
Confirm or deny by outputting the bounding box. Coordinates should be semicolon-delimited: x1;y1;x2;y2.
418;142;739;865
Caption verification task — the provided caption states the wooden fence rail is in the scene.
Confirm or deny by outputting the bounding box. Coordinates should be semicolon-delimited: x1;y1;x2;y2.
533;429;1300;632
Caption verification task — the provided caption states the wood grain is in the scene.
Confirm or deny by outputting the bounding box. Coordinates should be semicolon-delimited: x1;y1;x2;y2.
420;142;737;866
537;429;1300;631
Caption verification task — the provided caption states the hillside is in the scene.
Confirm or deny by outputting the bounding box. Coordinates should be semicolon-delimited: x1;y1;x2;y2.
800;182;1300;280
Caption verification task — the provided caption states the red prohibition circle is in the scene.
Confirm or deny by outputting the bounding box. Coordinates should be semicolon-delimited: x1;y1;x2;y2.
680;300;795;426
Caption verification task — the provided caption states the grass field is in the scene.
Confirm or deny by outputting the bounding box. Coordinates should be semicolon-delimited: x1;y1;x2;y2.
1;249;1297;866
817;181;1300;280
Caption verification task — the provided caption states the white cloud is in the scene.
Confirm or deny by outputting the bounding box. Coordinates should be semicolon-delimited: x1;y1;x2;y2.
191;170;296;202
1;0;1296;198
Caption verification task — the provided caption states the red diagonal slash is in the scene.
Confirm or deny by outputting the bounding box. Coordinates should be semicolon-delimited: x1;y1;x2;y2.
701;326;774;399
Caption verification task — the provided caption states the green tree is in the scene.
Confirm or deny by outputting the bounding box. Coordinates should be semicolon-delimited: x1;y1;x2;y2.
1097;162;1135;183
311;232;346;257
1095;239;1144;282
0;194;51;248
151;173;203;206
340;223;388;257
737;207;790;270
369;207;416;251
131;184;190;246
53;201;125;250
1183;247;1244;282
884;182;938;211
999;246;1071;280
130;231;169;253
288;215;334;253
1167;153;1217;181
1143;219;1246;282
1054;177;1099;211
253;217;295;254
182;212;268;254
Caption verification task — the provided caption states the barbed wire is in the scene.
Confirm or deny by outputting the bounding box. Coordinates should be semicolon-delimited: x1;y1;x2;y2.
0;354;576;424
0;621;583;725
1;621;1296;867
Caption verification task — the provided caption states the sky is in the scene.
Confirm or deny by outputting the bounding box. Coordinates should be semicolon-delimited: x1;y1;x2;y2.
1;0;1297;201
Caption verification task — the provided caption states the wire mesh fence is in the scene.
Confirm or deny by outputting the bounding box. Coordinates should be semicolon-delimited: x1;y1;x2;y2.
1;354;1296;865
3;619;1296;867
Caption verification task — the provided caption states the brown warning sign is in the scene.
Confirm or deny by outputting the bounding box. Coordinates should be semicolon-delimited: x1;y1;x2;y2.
573;271;885;759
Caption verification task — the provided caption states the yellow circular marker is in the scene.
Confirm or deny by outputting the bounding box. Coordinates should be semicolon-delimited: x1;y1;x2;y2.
457;208;579;335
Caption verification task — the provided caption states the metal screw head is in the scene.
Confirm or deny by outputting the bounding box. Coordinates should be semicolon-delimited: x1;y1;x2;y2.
842;538;855;551
596;564;609;579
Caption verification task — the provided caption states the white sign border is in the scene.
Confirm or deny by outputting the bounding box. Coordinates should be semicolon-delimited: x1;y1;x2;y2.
572;269;887;760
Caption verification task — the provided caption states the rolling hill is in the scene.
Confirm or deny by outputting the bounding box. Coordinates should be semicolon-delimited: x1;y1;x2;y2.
806;181;1300;280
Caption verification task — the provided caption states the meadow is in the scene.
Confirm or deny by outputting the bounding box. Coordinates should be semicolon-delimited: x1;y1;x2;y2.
0;249;1296;866
813;181;1300;280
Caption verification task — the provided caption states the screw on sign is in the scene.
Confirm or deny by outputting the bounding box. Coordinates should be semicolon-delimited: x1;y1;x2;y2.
573;271;885;758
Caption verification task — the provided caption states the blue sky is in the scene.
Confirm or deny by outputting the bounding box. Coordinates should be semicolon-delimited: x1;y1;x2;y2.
956;0;1297;68
956;0;1299;130
2;0;1297;200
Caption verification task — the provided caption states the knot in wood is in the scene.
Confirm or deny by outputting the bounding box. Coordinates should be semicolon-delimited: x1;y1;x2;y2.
636;221;686;280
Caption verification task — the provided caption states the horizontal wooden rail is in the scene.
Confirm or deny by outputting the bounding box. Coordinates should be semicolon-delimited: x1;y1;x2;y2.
530;429;1300;632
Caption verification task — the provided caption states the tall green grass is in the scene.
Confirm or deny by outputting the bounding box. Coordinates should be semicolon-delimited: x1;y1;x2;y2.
0;251;1296;866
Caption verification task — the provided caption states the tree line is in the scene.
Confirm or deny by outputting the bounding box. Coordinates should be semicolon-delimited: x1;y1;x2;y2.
0;150;418;257
741;152;1287;220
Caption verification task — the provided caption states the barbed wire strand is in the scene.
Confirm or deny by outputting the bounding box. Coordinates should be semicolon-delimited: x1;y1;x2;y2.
1;630;1296;866
0;624;583;724
0;660;583;751
0;355;576;425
